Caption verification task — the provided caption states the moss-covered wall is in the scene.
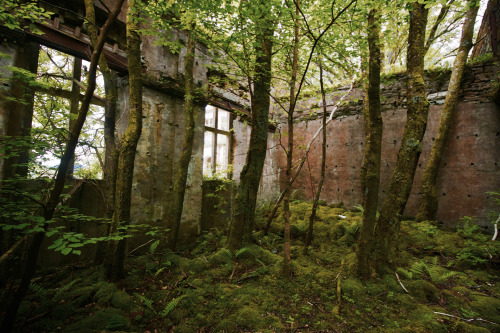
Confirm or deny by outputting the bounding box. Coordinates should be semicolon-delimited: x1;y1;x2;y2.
278;62;500;229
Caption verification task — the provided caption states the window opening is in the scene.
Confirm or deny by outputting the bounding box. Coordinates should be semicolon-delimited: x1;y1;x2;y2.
31;46;105;179
203;105;232;178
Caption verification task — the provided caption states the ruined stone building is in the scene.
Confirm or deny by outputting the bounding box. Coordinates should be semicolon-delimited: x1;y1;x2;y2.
0;0;499;257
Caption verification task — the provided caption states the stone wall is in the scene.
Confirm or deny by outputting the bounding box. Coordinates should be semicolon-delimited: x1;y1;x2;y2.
232;117;280;204
277;62;500;229
116;83;206;247
116;29;280;244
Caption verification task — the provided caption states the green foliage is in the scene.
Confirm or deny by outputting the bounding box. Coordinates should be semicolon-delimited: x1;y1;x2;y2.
149;240;160;253
12;201;500;332
0;0;51;33
404;257;459;284
160;295;186;317
29;283;47;301
134;293;154;311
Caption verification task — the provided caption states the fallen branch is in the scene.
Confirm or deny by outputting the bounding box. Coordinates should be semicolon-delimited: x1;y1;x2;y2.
228;262;238;282
434;311;499;325
395;272;410;294
127;239;154;256
0;235;29;264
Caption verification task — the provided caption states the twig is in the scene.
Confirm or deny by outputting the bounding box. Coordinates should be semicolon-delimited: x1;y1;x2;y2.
395;272;410;294
26;311;49;323
264;78;356;234
0;235;29;264
228;262;238;282
11;188;46;208
127;239;154;256
433;311;499;325
41;74;106;103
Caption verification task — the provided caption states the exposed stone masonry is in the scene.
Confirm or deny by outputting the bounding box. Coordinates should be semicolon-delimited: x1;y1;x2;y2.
277;61;500;228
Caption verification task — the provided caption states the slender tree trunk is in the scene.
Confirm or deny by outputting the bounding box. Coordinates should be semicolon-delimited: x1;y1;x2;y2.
356;8;383;279
66;57;82;177
227;10;274;251
303;63;327;255
104;0;142;281
0;2;125;330
168;29;196;251
372;2;429;269
84;0;119;264
282;0;300;277
263;81;354;235
416;2;479;222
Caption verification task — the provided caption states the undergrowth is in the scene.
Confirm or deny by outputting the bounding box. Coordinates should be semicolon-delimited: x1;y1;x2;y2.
6;201;500;332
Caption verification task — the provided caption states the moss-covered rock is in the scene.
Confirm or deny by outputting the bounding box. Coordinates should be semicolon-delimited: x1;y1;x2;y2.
231;304;262;330
342;278;366;299
469;294;500;323
111;290;131;310
236;244;281;266
94;281;118;305
453;322;491;333
407;280;440;303
208;248;233;266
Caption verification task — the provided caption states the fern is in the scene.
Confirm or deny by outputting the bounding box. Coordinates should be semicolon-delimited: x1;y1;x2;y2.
149;240;160;253
235;247;250;259
433;270;458;284
409;257;458;284
105;314;128;330
154;267;166;276
134;292;154;311
346;222;360;235
29;282;47;300
410;261;428;278
55;278;81;299
160;295;186;317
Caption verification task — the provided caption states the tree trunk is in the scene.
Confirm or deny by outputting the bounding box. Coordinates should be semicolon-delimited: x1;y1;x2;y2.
0;1;125;330
263;81;354;235
282;0;300;277
66;56;82;178
227;10;274;251
84;0;119;264
303;63;327;255
168;28;196;251
416;2;479;222
356;8;383;279
372;2;429;269
104;0;142;281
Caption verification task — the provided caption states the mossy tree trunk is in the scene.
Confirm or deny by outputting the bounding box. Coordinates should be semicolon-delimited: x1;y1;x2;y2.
372;2;429;269
356;8;383;279
66;56;82;177
283;0;300;277
84;0;120;264
227;10;274;251
0;1;125;330
168;29;196;251
416;2;479;222
104;0;142;281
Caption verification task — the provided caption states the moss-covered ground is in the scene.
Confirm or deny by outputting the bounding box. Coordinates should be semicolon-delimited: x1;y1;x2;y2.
9;201;500;332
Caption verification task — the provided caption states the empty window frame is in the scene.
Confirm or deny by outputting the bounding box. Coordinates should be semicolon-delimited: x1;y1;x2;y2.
203;105;232;178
